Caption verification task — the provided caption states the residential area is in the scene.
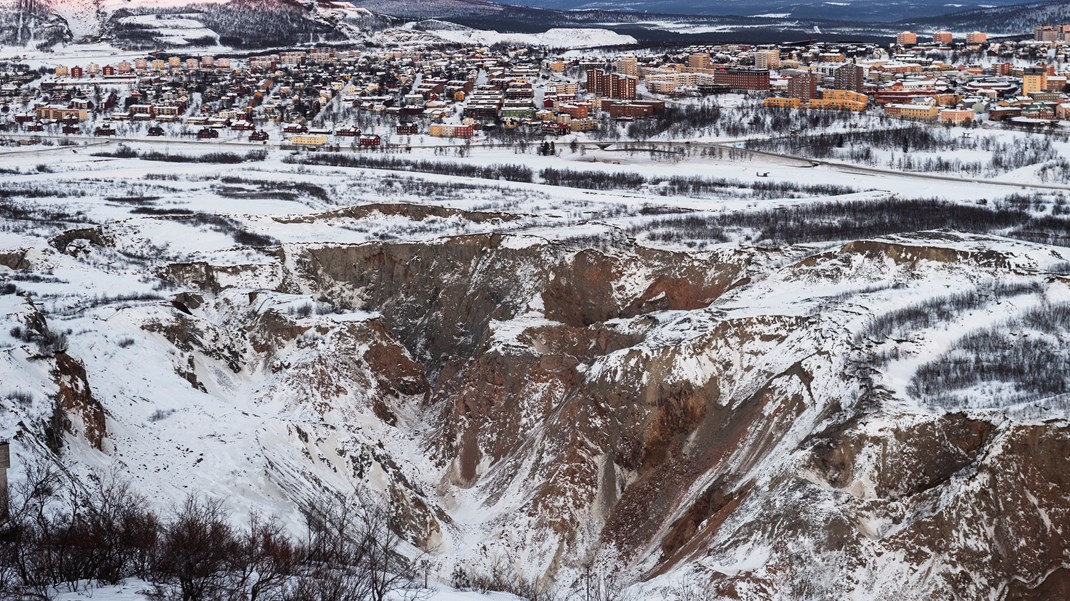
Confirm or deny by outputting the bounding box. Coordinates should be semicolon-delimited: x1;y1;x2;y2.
4;23;1070;150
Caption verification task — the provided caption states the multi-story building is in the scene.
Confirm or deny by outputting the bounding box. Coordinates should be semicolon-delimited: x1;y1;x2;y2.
966;31;987;45
754;49;781;70
713;68;770;91
896;31;918;46
810;89;868;111
764;97;802;109
586;69;638;100
1035;25;1070;42
939;108;974;124
884;99;938;121
687;53;711;70
932;32;953;45
614;56;639;77
1023;66;1048;95
429;123;474;138
35;106;88;121
833;63;866;92
787;72;820;100
603;100;665;118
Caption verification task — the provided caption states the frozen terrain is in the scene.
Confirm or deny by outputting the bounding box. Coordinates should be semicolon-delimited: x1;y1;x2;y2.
2;134;1070;599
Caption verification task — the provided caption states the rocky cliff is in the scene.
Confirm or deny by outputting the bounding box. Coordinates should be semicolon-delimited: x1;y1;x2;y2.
2;190;1068;599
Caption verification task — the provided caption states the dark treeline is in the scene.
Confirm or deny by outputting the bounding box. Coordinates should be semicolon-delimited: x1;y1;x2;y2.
636;197;1070;246
287;154;855;200
181;213;279;247
94;146;269;164
747;125;948;157
287;154;535;183
539;167;855;199
0;461;424;601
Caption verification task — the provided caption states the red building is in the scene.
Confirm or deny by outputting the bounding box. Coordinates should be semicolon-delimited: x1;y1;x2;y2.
713;69;770;91
833;64;866;92
603;100;666;119
586;70;638;100
787;72;820;100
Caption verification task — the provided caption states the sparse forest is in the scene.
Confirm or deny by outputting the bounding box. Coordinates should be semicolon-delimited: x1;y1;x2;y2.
746;125;1069;180
0;462;425;601
634;196;1070;246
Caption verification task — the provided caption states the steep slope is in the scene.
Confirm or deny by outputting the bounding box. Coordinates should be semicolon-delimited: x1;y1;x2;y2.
3;143;1070;598
6;213;1069;598
0;0;395;48
0;0;70;48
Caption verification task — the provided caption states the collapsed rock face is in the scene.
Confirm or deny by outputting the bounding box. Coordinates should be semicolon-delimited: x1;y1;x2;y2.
52;351;107;451
13;228;1070;599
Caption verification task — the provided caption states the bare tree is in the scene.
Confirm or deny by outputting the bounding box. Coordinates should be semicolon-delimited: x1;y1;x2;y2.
0;456;63;600
152;496;239;601
230;513;298;601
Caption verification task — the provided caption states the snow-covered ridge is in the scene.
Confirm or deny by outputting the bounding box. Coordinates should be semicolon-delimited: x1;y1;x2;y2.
411;23;637;47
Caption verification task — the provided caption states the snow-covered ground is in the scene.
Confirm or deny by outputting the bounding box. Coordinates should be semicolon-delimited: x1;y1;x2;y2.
3;136;1070;599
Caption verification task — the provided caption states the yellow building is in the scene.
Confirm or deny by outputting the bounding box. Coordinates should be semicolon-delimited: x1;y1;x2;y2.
764;97;802;109
288;134;328;146
822;89;868;104
754;49;780;70
885;102;938;121
1023;67;1048;95
687;53;711;70
934;93;962;107
811;90;869;111
35;107;88;121
939;108;975;124
614;56;638;77
808;98;867;111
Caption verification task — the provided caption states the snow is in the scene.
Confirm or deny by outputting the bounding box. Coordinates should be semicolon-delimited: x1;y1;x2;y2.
3;119;1070;599
413;25;637;48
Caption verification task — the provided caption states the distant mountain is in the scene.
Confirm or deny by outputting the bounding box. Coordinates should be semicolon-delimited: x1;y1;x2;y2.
492;0;1036;22
347;0;557;21
899;0;1070;35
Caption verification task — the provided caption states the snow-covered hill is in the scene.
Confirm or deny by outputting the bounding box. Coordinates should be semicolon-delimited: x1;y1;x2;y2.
402;20;636;47
2;139;1070;599
0;0;396;49
899;0;1070;35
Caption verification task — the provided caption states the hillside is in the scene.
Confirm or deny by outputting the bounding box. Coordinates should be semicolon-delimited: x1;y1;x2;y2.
0;0;397;49
1;136;1069;599
899;0;1070;35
